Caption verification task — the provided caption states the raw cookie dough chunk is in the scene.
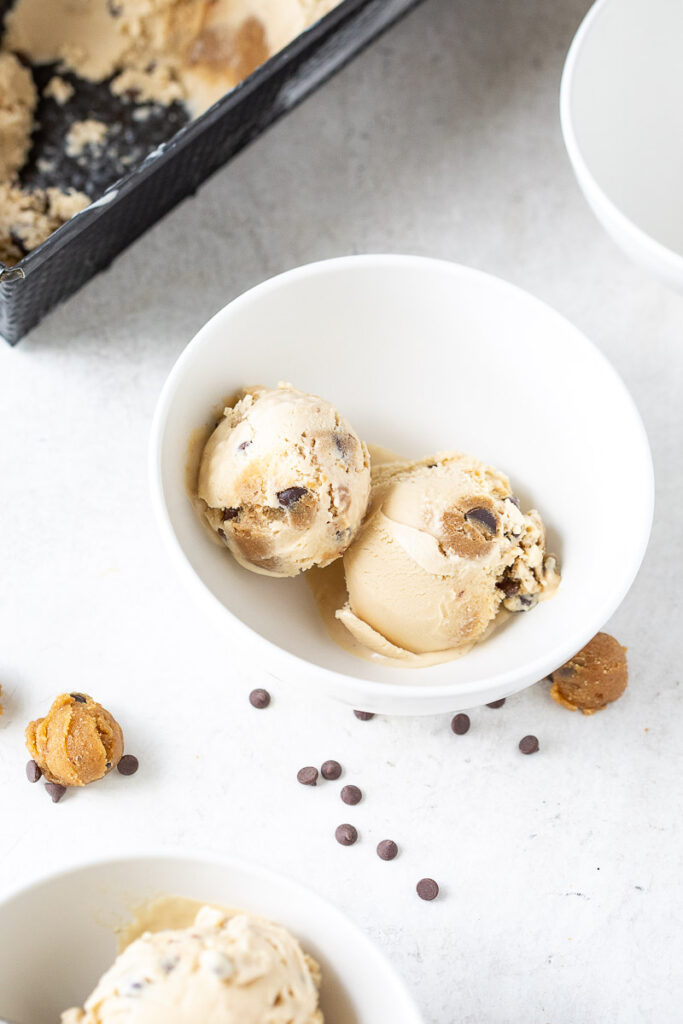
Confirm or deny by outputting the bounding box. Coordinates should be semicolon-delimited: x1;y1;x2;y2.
0;51;37;182
26;692;124;786
61;905;324;1024
335;452;560;662
550;632;627;714
197;384;371;577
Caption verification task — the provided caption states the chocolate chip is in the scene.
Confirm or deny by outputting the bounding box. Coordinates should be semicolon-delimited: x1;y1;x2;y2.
45;782;66;803
117;755;139;776
353;710;374;721
217;528;227;540
450;713;470;735
519;735;539;755
277;486;307;508
416;878;439;901
70;693;87;703
464;506;498;535
105;762;112;770
377;840;398;861
487;698;506;709
222;508;240;521
426;463;437;469
237;440;251;451
496;577;520;598
297;766;318;786
335;824;358;846
249;688;270;709
321;760;342;780
506;495;521;508
341;784;362;805
26;760;42;783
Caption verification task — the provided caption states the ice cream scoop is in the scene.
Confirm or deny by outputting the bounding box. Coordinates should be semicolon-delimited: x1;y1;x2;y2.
334;452;559;663
197;384;370;577
61;905;324;1024
25;692;124;787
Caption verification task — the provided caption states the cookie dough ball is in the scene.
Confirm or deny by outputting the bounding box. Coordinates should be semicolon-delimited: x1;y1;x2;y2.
197;384;371;577
26;693;124;786
550;633;627;714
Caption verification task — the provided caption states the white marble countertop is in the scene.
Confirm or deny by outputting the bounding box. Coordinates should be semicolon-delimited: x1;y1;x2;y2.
1;0;681;1021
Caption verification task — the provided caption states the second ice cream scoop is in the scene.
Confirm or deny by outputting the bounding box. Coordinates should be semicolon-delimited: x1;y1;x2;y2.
335;452;560;662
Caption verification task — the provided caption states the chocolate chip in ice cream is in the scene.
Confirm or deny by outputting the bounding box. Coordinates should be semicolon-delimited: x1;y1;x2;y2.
249;688;270;709
496;577;520;598
321;760;342;780
297;766;318;787
277;486;308;508
353;710;374;721
45;782;66;803
26;759;42;783
451;713;470;735
70;693;87;703
506;495;521;508
237;440;251;451
487;698;506;709
416;878;439;901
464;506;498;535
335;824;358;846
519;735;539;755
117;754;139;776
222;507;240;521
341;784;362;805
377;840;398;861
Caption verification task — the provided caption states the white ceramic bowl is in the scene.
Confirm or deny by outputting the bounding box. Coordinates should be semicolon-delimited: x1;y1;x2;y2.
149;255;653;715
561;0;683;290
0;851;423;1024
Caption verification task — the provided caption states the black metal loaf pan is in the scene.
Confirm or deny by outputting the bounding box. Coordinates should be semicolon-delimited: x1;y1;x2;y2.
0;0;425;344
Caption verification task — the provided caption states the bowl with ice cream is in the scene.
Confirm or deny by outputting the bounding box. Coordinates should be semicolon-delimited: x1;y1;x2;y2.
149;255;653;715
0;851;423;1023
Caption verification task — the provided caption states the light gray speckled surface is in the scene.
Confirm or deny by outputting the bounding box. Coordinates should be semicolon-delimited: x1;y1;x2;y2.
1;1;681;1021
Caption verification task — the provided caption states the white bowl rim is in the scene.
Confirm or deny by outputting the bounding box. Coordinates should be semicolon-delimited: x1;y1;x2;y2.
149;253;654;705
560;0;683;278
0;846;424;1023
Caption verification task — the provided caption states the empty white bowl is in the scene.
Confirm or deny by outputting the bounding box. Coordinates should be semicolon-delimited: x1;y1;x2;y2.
0;851;423;1024
149;255;653;715
561;0;683;289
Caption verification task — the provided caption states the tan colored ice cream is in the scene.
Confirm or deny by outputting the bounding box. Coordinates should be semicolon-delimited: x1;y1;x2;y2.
197;384;371;577
61;905;324;1024
334;452;559;663
5;0;341;116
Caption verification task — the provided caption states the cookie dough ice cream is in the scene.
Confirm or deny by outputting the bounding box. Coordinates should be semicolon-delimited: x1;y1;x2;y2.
550;632;627;714
331;452;559;664
196;384;371;577
61;905;324;1024
25;692;124;787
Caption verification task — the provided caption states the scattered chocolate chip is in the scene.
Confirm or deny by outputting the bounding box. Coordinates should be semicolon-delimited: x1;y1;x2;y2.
496;577;520;598
464;506;498;535
45;782;66;803
222;508;240;521
450;713;470;735
117;755;139;776
353;710;374;721
416;878;439;901
70;693;87;703
26;760;42;783
277;486;307;508
249;688;271;709
506;495;521;508
335;824;358;846
377;840;398;861
297;766;318;786
519;735;539;755
487;698;506;709
237;440;251;451
321;760;342;780
341;784;362;805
